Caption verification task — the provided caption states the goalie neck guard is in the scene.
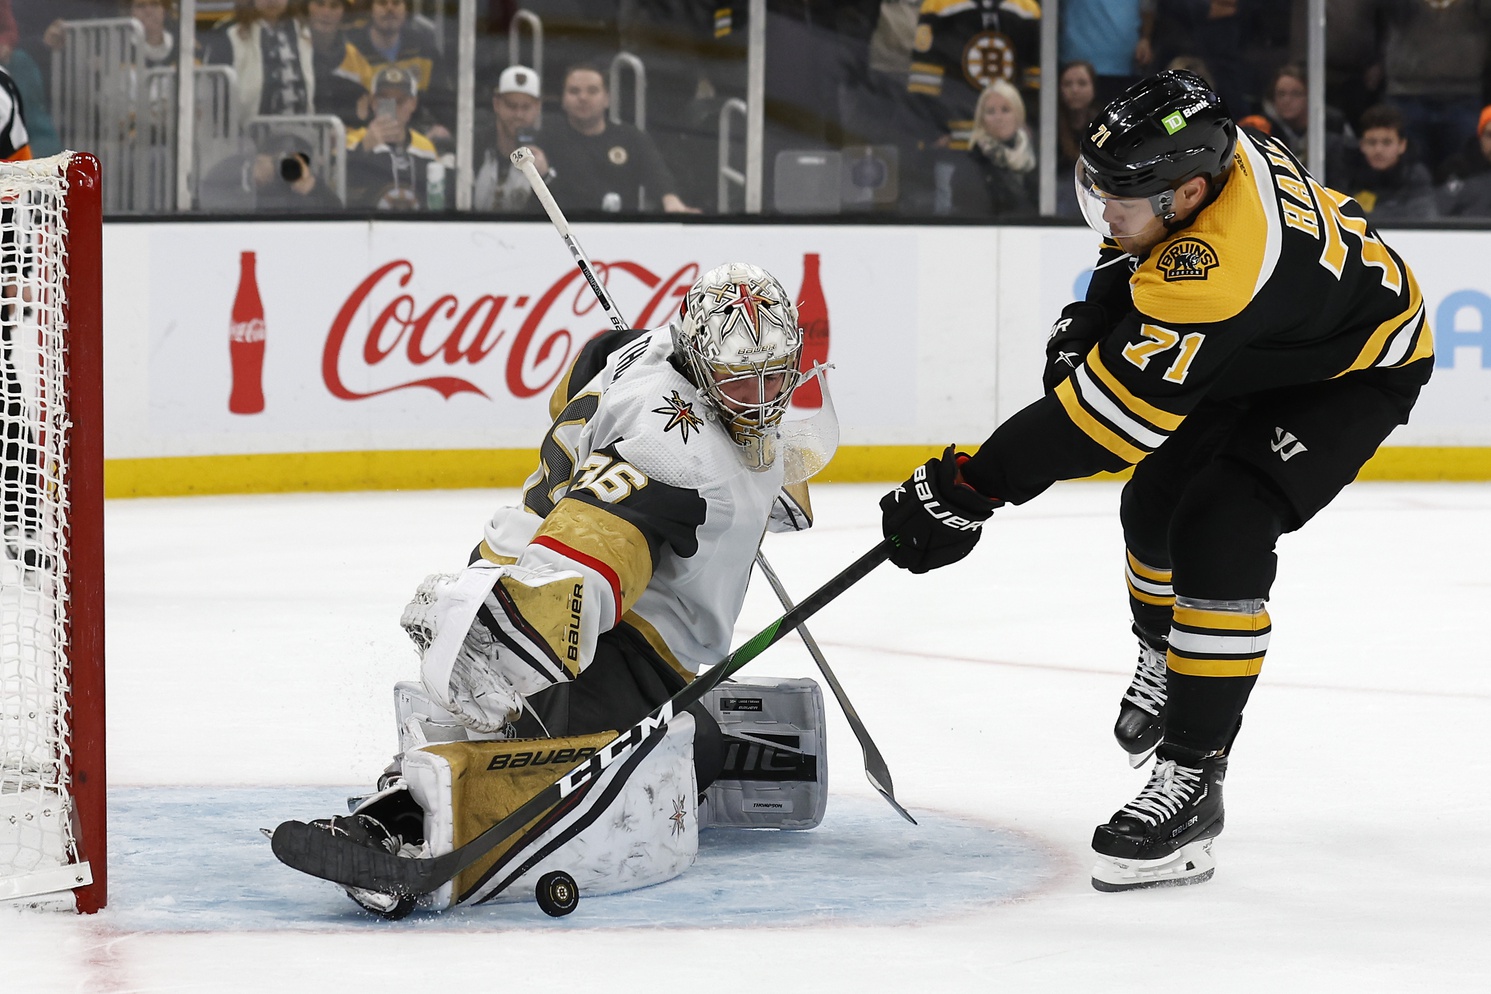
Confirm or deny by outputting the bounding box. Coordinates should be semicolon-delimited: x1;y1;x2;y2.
671;263;804;472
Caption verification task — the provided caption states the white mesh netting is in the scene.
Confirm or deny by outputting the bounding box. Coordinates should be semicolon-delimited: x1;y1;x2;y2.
0;153;81;907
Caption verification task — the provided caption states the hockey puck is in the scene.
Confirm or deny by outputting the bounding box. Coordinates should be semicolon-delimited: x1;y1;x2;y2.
535;870;579;917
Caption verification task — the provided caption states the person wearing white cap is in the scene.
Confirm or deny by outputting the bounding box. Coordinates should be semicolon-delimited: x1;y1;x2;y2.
474;65;551;212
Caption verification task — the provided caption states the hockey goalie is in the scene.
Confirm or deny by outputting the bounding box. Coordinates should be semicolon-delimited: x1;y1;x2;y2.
289;263;833;918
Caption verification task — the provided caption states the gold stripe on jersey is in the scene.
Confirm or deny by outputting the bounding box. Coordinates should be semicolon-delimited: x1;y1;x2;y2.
532;499;653;616
919;0;976;17
907;61;945;96
1086;348;1185;431
475;540;519;566
1125;550;1174;607
621;611;696;682
1335;270;1431;376
547;362;579;420
1166;601;1271;678
1054;376;1149;464
1132;132;1282;326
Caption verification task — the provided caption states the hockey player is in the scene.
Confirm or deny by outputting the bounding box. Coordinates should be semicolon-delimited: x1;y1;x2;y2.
309;262;821;915
880;70;1432;890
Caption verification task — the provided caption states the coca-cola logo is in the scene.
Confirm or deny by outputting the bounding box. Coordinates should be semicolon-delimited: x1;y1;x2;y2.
322;259;703;401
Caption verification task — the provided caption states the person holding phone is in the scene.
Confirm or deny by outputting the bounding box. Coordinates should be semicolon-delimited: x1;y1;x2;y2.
344;65;445;210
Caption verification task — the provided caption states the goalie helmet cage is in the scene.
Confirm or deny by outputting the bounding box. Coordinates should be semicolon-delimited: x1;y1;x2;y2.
0;152;105;913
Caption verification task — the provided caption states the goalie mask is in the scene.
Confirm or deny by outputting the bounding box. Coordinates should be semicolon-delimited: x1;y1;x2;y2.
671;263;804;471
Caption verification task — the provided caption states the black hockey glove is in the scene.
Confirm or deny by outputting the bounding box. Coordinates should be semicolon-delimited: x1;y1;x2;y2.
1043;302;1109;391
880;445;1003;574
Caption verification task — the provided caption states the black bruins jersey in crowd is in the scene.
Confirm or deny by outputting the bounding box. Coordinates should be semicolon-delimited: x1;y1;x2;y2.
907;0;1040;149
964;129;1434;503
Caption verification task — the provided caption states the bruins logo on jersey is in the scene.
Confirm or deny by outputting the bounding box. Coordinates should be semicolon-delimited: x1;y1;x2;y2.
1156;238;1219;282
608;145;628;166
961;32;1016;88
652;390;705;441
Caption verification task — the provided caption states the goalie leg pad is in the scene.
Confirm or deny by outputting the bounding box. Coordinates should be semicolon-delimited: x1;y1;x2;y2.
699;676;828;830
401;714;698;910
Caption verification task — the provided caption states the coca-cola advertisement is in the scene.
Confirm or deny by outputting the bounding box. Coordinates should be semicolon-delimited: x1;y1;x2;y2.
142;222;916;453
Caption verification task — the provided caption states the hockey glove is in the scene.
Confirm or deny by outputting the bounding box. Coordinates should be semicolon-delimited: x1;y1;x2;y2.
879;445;1002;573
1043;302;1109;391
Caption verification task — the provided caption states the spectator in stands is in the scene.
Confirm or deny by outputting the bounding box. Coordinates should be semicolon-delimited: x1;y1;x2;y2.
1148;0;1248;119
124;0;179;68
474;65;549;213
1059;0;1155;105
1255;63;1352;185
205;0;317;121
345;65;444;210
346;0;453;145
1379;0;1491;179
1339;102;1435;221
306;0;368;126
253;130;344;211
952;78;1037;218
1435;104;1491;217
543;63;699;214
1286;0;1383;133
1053;60;1101;217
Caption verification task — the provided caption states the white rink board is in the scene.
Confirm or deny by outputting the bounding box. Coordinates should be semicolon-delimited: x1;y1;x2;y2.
101;221;1491;461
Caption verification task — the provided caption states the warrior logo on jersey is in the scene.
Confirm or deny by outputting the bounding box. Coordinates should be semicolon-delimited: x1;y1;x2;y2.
652;390;705;441
1157;238;1219;281
961;32;1017;89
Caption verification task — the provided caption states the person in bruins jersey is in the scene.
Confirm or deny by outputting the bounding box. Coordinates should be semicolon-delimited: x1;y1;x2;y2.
881;70;1432;891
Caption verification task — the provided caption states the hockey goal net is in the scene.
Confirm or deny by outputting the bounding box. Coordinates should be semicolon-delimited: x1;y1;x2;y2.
0;152;105;913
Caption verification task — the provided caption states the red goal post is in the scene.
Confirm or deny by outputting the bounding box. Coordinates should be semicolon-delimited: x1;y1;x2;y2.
0;151;105;913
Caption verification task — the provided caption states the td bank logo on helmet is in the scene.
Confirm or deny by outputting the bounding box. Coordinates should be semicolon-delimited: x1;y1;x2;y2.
1162;111;1188;134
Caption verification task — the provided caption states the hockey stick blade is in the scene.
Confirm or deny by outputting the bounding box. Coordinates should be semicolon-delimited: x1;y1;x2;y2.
271;540;894;898
753;552;916;825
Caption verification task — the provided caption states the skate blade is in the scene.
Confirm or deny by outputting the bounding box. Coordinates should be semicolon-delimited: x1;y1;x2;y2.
1090;838;1216;892
1125;744;1158;769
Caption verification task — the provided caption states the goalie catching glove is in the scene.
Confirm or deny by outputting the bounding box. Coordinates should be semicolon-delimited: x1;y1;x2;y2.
1043;301;1109;391
401;562;593;732
880;445;1002;573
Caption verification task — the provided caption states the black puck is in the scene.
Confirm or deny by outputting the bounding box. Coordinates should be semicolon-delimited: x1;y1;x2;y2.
535;870;579;917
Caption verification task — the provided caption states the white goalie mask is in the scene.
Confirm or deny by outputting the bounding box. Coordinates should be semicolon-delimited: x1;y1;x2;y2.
671;263;804;471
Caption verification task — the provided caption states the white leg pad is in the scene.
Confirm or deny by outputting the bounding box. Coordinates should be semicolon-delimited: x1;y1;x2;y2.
699;676;828;830
402;714;698;910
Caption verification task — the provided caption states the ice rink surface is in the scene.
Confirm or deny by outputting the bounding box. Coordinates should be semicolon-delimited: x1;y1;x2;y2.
5;481;1490;992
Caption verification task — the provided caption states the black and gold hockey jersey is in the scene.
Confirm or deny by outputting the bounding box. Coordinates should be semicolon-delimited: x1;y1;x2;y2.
477;325;810;684
907;0;1041;149
964;129;1434;503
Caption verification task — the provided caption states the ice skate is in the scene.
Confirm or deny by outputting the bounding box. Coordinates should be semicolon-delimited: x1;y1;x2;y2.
304;812;425;920
1091;744;1225;892
1114;641;1167;767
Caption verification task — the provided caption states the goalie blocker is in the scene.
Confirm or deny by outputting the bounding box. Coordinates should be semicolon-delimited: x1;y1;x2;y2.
365;676;828;911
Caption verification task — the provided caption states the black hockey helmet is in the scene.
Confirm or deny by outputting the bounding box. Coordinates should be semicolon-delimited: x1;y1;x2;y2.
1078;70;1237;200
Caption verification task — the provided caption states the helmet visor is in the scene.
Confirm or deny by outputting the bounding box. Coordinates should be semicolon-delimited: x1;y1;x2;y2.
1073;159;1174;239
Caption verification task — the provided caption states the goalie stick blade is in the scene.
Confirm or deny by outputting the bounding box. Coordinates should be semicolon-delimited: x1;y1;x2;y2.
270;820;454;898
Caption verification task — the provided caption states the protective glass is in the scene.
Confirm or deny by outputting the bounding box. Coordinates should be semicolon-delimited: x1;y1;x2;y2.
1073;159;1174;239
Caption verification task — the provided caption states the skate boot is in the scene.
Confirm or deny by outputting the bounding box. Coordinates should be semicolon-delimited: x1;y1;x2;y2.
1090;743;1226;892
1114;641;1167;767
306;812;424;920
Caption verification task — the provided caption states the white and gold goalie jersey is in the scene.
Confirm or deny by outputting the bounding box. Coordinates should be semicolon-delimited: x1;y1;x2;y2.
475;325;811;685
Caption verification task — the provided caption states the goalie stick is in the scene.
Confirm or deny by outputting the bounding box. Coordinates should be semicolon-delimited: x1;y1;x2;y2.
270;541;894;899
511;145;911;820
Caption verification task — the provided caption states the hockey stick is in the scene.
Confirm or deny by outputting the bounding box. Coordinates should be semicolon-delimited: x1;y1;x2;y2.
270;540;894;898
513;145;910;819
510;146;628;334
752;552;916;825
